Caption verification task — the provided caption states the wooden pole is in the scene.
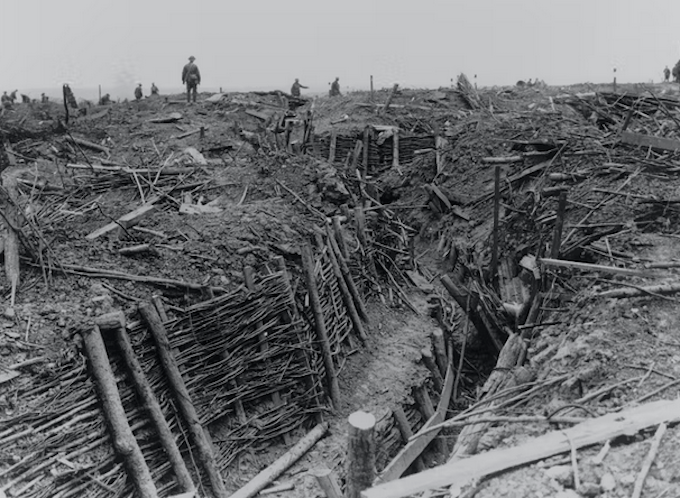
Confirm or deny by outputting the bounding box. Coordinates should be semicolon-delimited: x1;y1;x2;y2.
324;226;368;342
82;324;158;498
392;406;426;472
96;312;195;494
346;411;376;498
550;191;568;259
420;348;443;393
490;165;501;286
362;127;370;178
329;129;337;164
301;243;341;407
354;206;378;279
243;266;292;445
312;467;343;498
138;302;228;498
370;75;374;101
430;329;448;378
327;225;369;323
332;216;350;260
351;140;363;172
231;422;329;498
392;128;399;169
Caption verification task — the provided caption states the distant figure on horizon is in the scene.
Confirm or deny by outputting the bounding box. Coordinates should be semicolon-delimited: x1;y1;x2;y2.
99;93;111;105
134;83;143;101
150;82;159;95
1;91;10;108
329;77;341;97
664;66;671;82
673;61;680;84
182;56;201;103
41;93;48;103
290;78;308;97
21;94;30;104
8;90;17;103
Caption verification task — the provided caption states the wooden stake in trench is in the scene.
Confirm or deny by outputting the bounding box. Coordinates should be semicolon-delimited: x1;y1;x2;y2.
327;224;369;323
95;312;195;495
329;129;337;164
550;191;568;259
489;165;501;287
346;411;377;498
82;324;158;498
301;243;342;408
138;302;229;498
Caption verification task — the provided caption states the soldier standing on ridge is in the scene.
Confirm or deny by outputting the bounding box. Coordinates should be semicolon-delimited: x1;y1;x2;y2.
41;93;48;103
290;78;308;97
182;56;201;103
1;91;10;109
150;82;159;95
329;77;341;97
664;66;671;82
8;90;17;103
134;83;143;101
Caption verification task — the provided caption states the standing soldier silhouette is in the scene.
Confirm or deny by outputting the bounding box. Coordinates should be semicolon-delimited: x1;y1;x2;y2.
182;56;201;103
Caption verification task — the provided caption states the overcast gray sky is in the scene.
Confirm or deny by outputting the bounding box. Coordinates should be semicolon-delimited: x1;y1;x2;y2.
1;0;679;100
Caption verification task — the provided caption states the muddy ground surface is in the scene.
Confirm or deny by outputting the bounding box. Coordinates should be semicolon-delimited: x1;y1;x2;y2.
2;81;680;498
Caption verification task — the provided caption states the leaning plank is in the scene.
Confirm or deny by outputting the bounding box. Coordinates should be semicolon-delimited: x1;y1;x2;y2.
96;311;195;495
139;302;228;498
230;422;329;498
539;258;658;277
83;324;158;498
621;131;680;152
86;199;159;240
362;398;680;498
376;365;454;483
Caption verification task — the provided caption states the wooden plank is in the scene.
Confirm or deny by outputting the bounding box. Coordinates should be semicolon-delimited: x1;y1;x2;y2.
85;200;158;240
621;131;680;152
362;398;680;498
538;258;658;277
375;365;454;483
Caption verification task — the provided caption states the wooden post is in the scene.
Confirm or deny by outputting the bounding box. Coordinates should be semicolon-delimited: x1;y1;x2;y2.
329;130;337;164
96;312;195;495
392;406;427;472
152;294;168;322
420;348;444;393
383;83;399;113
550;191;568;259
327;225;369;323
354;206;378;279
138;302;228;498
243;266;292;445
82;324;158;498
392;128;399;169
200;126;205;140
301;243;341;407
490;165;501;287
362;127;370;178
351;140;363;172
312;467;343;498
332;216;349;260
430;329;448;378
370;75;374;101
285;120;293;152
347;411;376;498
325;226;368;342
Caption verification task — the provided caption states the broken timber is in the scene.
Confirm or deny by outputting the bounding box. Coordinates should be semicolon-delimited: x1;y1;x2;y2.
375;365;453;483
621;131;680;152
86;197;160;240
362;398;680;498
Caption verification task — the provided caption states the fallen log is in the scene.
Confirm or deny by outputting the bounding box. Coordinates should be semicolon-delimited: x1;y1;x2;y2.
539;258;658;277
83;324;158;498
621;131;680;152
138;302;228;498
96;312;195;495
362;398;680;498
597;282;680;299
392;406;427;473
230;422;329;498
67;136;110;155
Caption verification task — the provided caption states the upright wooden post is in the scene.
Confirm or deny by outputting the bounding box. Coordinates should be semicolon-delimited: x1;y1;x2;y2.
370;75;374;101
550;191;568;259
329;130;337;164
362;127;370;178
138;302;228;498
301;244;341;407
327;225;369;323
421;347;444;393
312;467;343;498
392;129;399;169
490;165;501;286
351;140;363;172
354;206;378;279
332;216;349;260
430;329;448;378
346;411;376;498
82;325;158;498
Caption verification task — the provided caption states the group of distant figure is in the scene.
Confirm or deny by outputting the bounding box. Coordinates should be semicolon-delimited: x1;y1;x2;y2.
3;55;345;111
663;64;680;83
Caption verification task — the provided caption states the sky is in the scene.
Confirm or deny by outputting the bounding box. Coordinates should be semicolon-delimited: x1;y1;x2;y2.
1;0;680;101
